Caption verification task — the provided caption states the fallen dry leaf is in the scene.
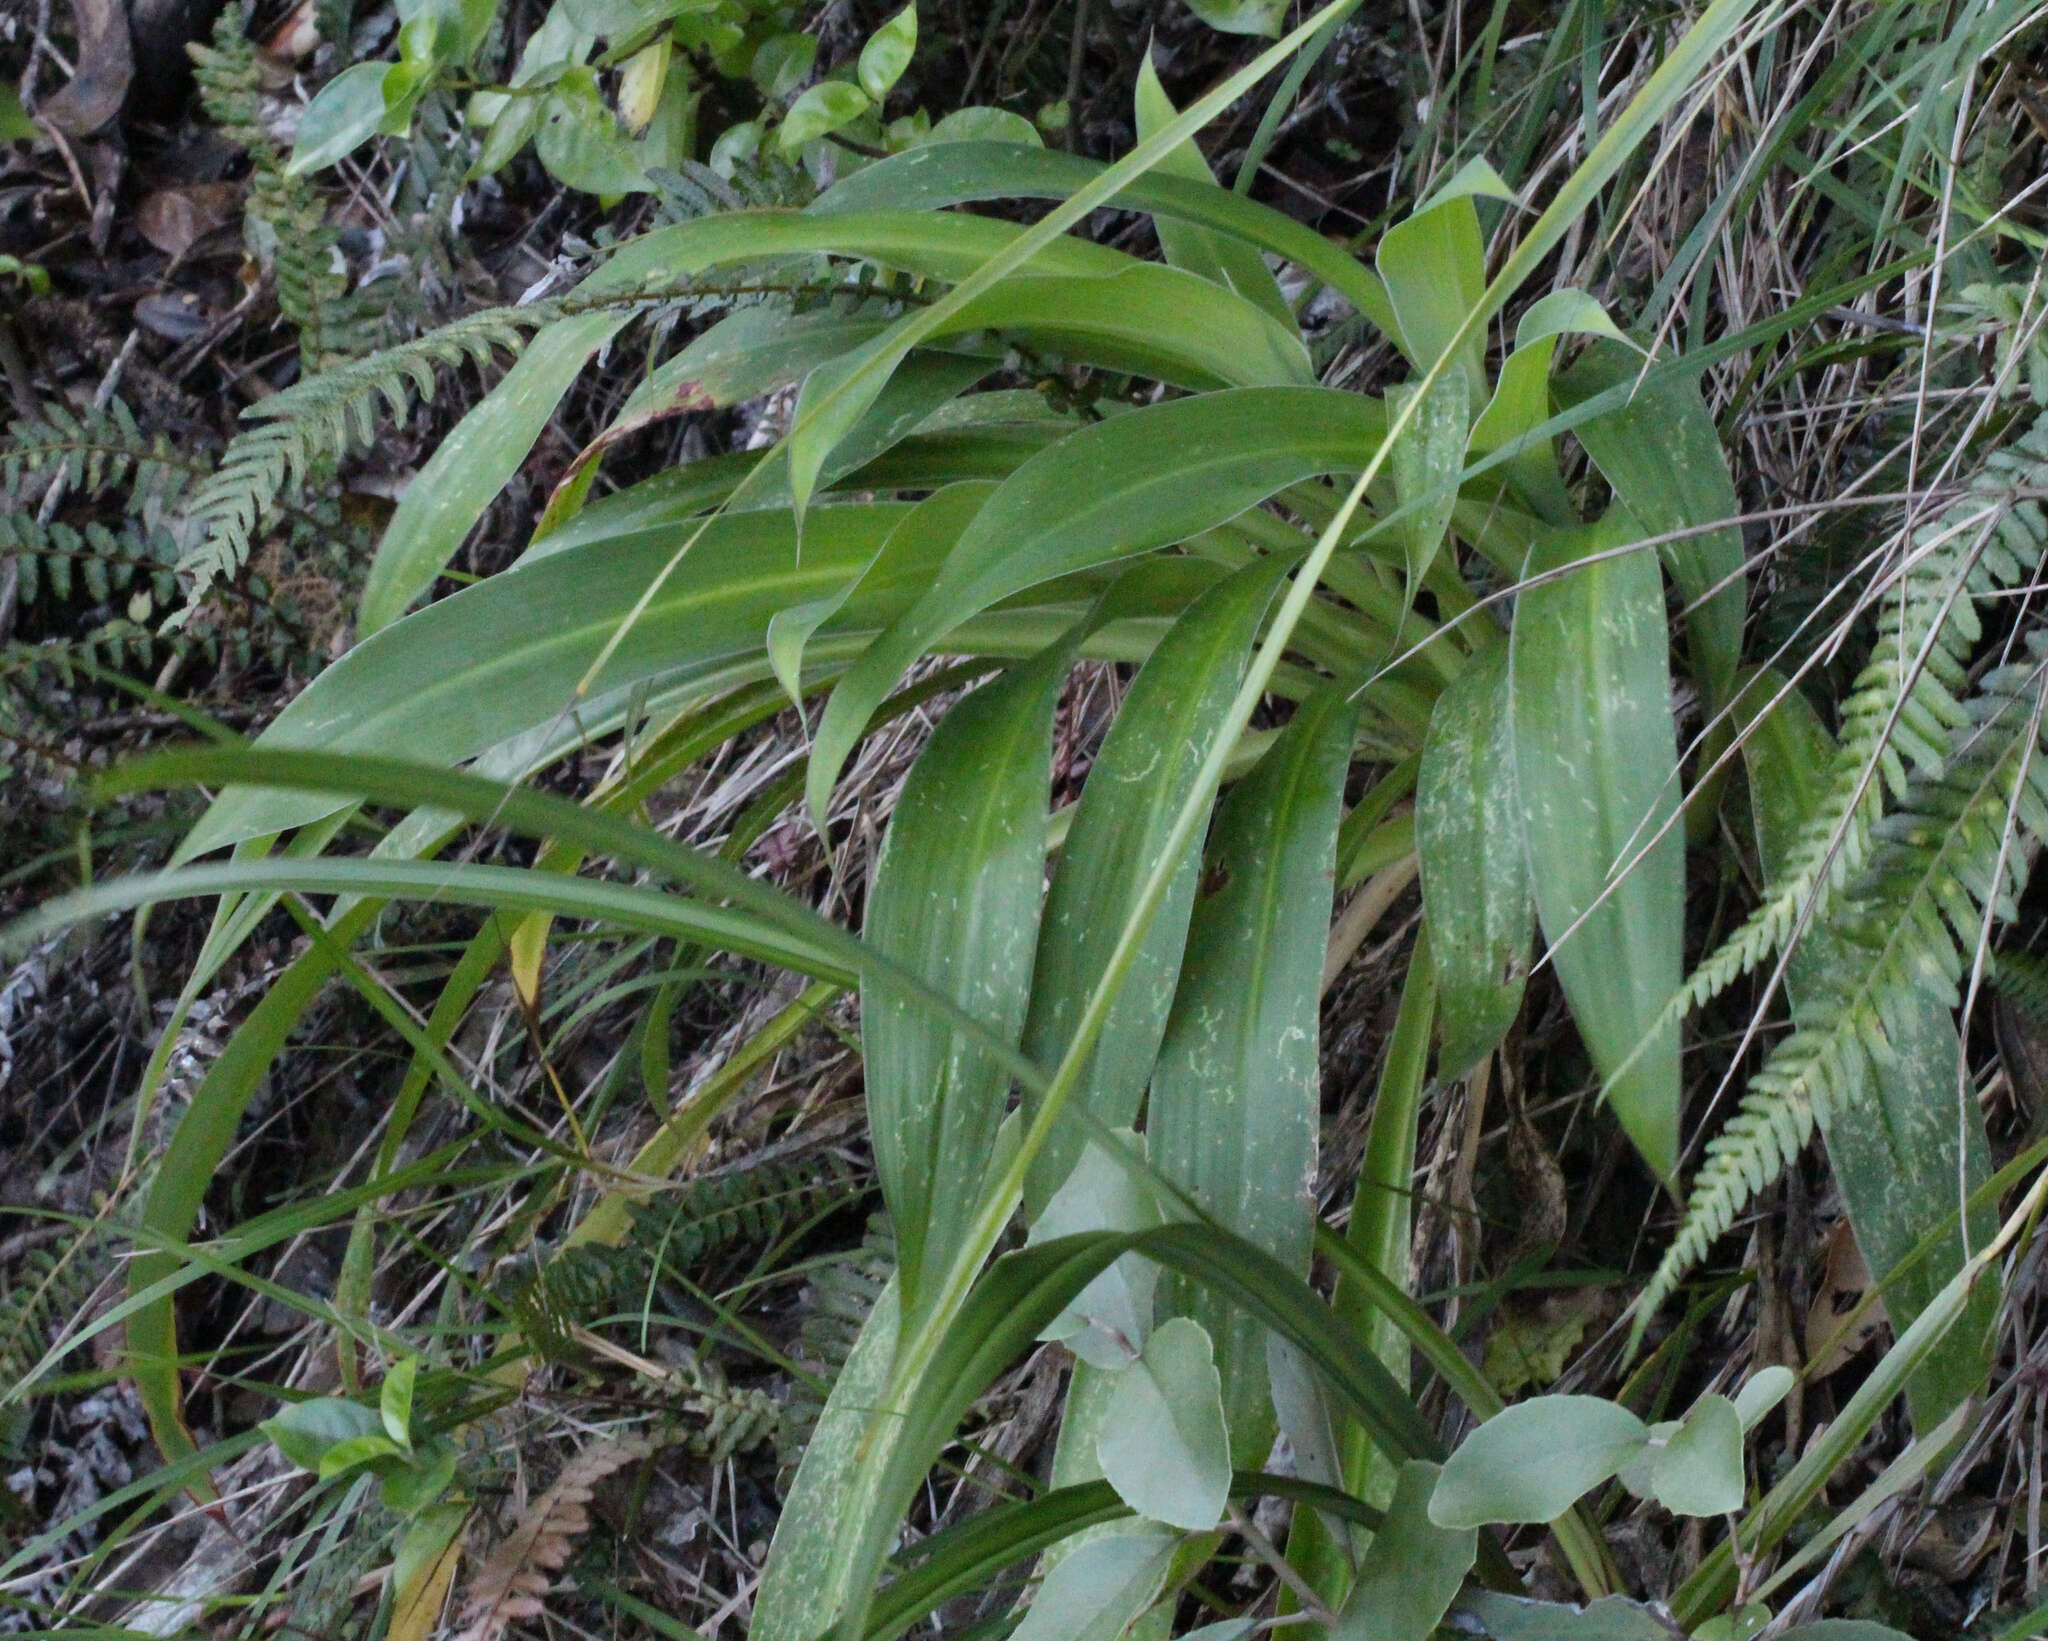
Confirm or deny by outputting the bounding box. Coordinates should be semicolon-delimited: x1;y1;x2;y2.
137;184;240;259
39;0;133;135
1804;1217;1886;1375
261;0;321;60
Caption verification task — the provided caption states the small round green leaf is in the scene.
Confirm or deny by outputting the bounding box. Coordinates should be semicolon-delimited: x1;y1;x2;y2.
380;1356;418;1445
1098;1317;1232;1530
1693;1604;1771;1641
1651;1393;1745;1517
535;71;651;196
379;1446;459;1516
1009;1525;1178;1641
0;83;37;142
1029;1135;1161;1369
260;1396;382;1472
858;4;916;101
778;81;870;155
558;0;668;33
1732;1365;1795;1430
1429;1395;1648;1527
751;32;817;98
1183;0;1286;35
317;1431;406;1479
286;62;394;176
924;106;1041;146
707;118;760;176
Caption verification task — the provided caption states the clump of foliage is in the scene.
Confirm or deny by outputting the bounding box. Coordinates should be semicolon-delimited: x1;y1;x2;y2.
8;0;2048;1639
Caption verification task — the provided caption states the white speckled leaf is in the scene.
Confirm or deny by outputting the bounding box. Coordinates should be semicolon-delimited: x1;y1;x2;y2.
1418;643;1533;1076
1150;686;1354;1460
1510;519;1683;1183
1021;556;1291;1216
863;646;1066;1326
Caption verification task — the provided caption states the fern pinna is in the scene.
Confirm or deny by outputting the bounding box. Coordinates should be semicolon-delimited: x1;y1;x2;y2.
1640;424;2048;1332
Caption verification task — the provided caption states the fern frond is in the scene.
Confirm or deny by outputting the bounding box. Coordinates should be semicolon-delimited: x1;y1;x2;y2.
623;1150;863;1276
648;156;814;223
523;1151;864;1341
1992;946;2048;1027
1957;279;2048;407
0;513;181;612
662;1347;779;1461
778;1212;894;1483
452;1430;664;1641
187;6;264;148
1640;642;2048;1332
0;1230;116;1396
0;399;200;511
177;304;554;597
1666;424;2048;1025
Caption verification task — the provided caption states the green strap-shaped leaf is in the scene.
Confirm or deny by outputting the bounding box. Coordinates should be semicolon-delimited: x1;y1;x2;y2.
805;141;1399;342
1470;290;1631;525
529;394;1078;560
1020;556;1293;1213
935;264;1312;388
353;204;1144;630
1150;687;1355;1461
864;1472;1381;1641
810;386;1385;825
812;1223;1440;1641
1733;668;1996;1435
125;900;382;1481
768;484;996;713
616;303;890;421
753;1276;902;1640
190;504;927;854
1510;520;1684;1183
864;645;1067;1325
1292;919;1439;1615
1559;339;1746;719
584;203;1139;293
360;308;632;634
13;855;857;980
781;258;1317;523
1133;53;1292;324
1418;644;1534;1075
1385;368;1471;626
1376;159;1515;401
94;746;1057;1093
542;336;992;551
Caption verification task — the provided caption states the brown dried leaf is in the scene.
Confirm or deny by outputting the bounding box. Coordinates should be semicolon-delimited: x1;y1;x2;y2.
261;0;320;61
451;1432;662;1641
39;0;133;135
1804;1217;1886;1376
137;184;239;258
